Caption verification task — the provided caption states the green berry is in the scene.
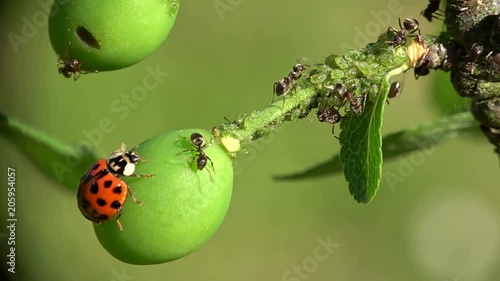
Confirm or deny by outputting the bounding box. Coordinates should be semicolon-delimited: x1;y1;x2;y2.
49;0;179;71
94;129;233;265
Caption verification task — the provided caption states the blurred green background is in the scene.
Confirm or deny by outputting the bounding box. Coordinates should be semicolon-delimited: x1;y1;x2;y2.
1;0;500;280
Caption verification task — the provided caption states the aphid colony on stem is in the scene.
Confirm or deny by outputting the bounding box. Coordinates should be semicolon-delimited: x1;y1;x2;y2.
317;82;370;139
271;16;422;139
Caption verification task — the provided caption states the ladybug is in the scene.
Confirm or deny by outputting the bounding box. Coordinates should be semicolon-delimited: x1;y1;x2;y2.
77;143;155;231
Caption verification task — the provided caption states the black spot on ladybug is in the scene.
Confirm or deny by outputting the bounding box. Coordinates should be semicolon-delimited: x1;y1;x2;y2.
96;198;107;207
89;182;99;194
92;163;101;170
80;198;90;209
96;170;110;180
104;180;113;188
113;186;122;194
110;200;121;209
96;214;109;220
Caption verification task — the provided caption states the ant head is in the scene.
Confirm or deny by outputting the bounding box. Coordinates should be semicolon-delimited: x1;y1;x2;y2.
335;83;348;96
190;133;204;147
292;63;306;72
403;17;419;31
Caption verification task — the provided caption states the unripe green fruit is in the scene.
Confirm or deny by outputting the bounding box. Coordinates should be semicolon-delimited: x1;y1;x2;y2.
95;129;233;265
49;0;179;71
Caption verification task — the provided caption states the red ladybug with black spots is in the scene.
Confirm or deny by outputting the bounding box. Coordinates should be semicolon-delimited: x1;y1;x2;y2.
77;143;155;231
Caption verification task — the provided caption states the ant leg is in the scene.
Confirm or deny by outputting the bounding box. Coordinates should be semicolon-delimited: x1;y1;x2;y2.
190;155;196;169
398;17;403;29
175;148;194;156
331;125;340;140
272;82;278;103
205;155;216;173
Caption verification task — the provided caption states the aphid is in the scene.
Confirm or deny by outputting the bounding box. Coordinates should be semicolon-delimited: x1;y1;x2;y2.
272;63;307;106
421;0;443;22
386;17;421;48
177;132;215;172
317;106;343;139
407;35;430;68
335;83;365;115
77;143;155;231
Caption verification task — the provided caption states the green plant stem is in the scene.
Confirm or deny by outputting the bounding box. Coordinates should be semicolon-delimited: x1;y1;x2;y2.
226;88;316;147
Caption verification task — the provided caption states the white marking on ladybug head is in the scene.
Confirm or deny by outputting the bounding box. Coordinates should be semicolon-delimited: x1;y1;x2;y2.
122;162;136;176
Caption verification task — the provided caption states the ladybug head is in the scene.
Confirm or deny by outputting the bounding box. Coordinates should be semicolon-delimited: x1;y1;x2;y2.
107;144;141;177
126;151;141;164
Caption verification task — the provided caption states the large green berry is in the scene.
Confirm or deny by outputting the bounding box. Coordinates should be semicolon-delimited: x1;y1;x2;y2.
94;129;233;265
49;0;179;71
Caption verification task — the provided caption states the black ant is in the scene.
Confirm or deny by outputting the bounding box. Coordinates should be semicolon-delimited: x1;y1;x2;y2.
317;106;343;139
421;0;443;22
335;83;365;115
177;132;215;172
57;45;94;81
272;63;306;106
386;17;421;48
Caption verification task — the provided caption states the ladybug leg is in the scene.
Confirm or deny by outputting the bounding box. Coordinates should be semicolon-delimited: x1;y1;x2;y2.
114;209;124;231
127;188;143;206
129;172;156;178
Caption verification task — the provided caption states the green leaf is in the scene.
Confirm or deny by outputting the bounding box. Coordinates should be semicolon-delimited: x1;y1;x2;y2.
0;113;100;191
275;112;477;184
337;74;391;203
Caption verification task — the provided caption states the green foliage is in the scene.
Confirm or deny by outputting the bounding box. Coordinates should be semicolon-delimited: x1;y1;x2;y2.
275;112;477;181
0;113;100;190
338;78;391;203
49;0;179;71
